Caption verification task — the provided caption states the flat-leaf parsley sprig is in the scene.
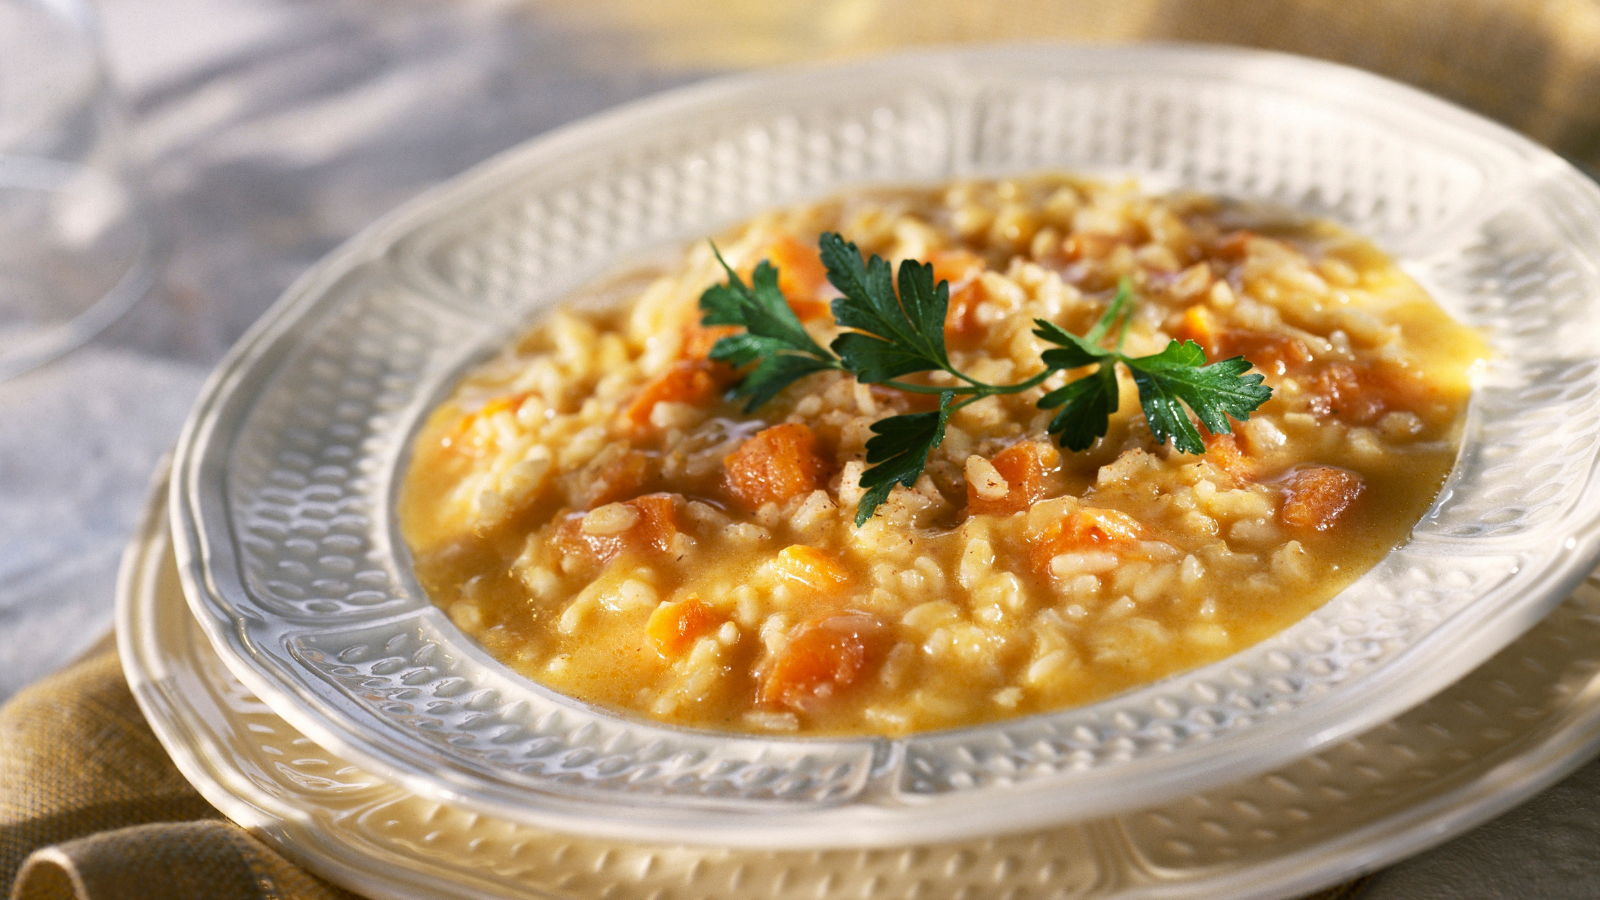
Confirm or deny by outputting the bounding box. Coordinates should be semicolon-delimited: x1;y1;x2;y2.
699;233;1272;525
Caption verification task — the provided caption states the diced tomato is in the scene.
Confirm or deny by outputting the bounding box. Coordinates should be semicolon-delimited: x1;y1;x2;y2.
724;423;828;510
581;451;656;510
757;614;887;712
1174;307;1312;378
771;545;851;592
648;596;721;658
554;492;681;566
1203;431;1255;482
967;441;1060;516
1280;467;1363;531
622;359;730;431
1031;507;1144;576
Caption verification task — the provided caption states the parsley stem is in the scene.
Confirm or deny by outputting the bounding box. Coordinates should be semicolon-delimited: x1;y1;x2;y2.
973;369;1055;395
875;379;965;396
875;368;1054;398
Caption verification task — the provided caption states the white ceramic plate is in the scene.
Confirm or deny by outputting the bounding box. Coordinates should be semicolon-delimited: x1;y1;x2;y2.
126;468;1600;900
169;44;1600;847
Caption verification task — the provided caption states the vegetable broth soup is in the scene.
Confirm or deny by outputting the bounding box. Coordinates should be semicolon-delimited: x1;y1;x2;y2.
400;176;1485;736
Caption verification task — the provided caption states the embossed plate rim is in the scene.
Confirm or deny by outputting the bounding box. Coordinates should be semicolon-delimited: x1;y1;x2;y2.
168;42;1600;847
126;468;1600;900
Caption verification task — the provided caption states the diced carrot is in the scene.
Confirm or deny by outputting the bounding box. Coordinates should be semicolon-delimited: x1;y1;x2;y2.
682;322;741;360
931;249;989;342
1224;330;1312;378
622;359;730;431
757;613;887;712
724;423;828;510
1174;306;1312;378
945;279;989;342
1031;507;1144;576
786;296;832;321
554;492;681;566
628;494;680;553
1280;467;1364;531
771;545;852;592
766;233;829;305
1203;431;1255;482
445;392;531;453
1309;364;1368;422
967;441;1060;516
476;393;528;420
648;596;721;658
1063;233;1119;262
1214;230;1254;260
581;450;656;509
1173;306;1218;352
1308;361;1431;426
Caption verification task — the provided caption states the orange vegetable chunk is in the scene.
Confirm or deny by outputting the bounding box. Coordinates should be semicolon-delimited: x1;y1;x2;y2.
681;322;741;360
582;450;656;509
967;441;1059;516
771;545;851;592
757;614;887;712
627;494;680;553
1175;306;1312;378
1031;506;1144;576
1309;361;1432;426
724;423;828;510
556;492;681;565
932;249;987;340
766;233;829;305
648;596;721;658
1203;432;1255;483
1280;467;1364;531
623;359;729;430
446;392;530;454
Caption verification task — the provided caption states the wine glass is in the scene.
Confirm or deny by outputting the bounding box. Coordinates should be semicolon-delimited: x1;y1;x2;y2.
0;0;158;380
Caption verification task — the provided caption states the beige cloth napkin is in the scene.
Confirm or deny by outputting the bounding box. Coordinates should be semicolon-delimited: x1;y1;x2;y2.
0;643;356;900
0;642;1363;900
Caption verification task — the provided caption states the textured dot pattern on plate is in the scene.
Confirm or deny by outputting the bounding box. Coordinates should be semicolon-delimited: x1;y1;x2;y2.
126;484;1600;900
169;45;1600;845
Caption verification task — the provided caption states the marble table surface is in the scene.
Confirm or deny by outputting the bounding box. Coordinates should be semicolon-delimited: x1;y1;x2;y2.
2;0;1597;896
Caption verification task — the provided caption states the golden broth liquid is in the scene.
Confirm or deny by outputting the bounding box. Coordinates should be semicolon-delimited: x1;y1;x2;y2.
401;177;1486;737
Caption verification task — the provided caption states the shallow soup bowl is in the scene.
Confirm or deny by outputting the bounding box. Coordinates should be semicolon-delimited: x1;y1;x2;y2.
170;44;1600;848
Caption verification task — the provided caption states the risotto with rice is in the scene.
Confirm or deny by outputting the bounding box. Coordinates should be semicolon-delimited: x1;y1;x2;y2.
399;175;1484;736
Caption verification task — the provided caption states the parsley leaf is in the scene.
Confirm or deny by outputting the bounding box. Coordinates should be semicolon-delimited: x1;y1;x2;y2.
1034;278;1270;454
1122;341;1272;453
821;233;953;383
700;247;841;411
1034;319;1111;369
1038;363;1121;451
696;235;1274;526
855;392;955;526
